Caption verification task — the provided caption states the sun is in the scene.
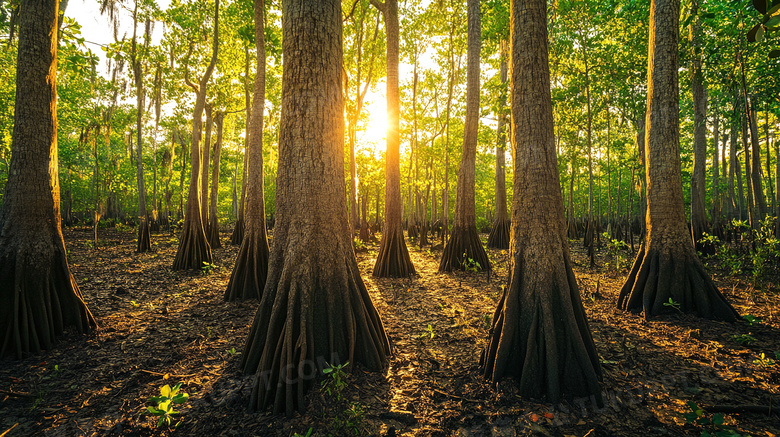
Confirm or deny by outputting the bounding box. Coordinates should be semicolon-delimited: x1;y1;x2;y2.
356;88;388;158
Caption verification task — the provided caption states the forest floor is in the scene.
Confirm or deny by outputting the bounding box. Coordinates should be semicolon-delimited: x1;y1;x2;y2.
1;226;779;437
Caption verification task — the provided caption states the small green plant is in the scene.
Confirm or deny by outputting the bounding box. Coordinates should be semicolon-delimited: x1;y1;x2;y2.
321;361;349;402
201;262;218;275
741;314;763;326
353;238;367;251
145;382;189;428
753;352;777;367
419;324;435;339
663;298;682;313
227;347;238;356
292;429;313;437
603;232;630;270
462;253;482;273
731;333;757;346
130;300;139;308
683;401;744;436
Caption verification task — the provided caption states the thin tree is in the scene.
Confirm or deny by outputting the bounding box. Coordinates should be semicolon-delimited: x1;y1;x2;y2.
171;0;220;270
370;0;415;277
617;0;738;321
439;0;490;272
481;0;602;404
207;111;224;249
230;47;252;246
689;2;708;251
225;0;269;302
240;0;390;414
487;44;510;249
132;10;151;252
0;0;96;358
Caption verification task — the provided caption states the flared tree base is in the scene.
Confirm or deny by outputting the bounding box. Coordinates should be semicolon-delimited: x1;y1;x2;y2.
487;217;510;249
172;220;212;271
241;255;390;416
617;246;739;321
230;218;245;246
137;219;151;253
481;256;601;405
372;224;415;278
359;222;370;243
207;220;222;250
0;245;97;358
439;224;491;272
224;228;269;301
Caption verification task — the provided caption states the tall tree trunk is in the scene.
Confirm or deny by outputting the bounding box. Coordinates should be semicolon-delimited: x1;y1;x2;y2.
742;111;755;228
225;0;269;301
207;111;224;249
748;99;766;219
0;0;96;358
172;0;219;270
132;8;150;253
689;6;707;250
488;44;510;250
371;0;414;277
240;0;390;414
482;0;602;404
439;0;490;273
617;0;737;321
711;112;721;236
201;104;213;235
231;47;253;245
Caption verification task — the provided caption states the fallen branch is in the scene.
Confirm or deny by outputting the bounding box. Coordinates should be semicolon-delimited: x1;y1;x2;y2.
1;423;19;437
0;389;35;399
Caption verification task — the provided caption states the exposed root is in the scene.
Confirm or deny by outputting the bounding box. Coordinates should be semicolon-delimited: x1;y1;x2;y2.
241;251;390;416
230;218;244;246
0;245;97;359
439;224;491;272
481;254;602;404
487;217;510;249
207;219;222;249
172;220;212;271
372;224;415;278
617;246;739;321
224;228;269;301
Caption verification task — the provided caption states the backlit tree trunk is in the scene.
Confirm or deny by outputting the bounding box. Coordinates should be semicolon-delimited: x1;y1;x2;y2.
481;0;602;404
439;0;490;273
488;46;510;250
132;7;150;253
225;0;269;302
371;0;414;277
207;111;224;249
0;0;96;358
240;0;390;414
617;0;738;321
201;104;213;236
231;47;252;245
689;6;707;250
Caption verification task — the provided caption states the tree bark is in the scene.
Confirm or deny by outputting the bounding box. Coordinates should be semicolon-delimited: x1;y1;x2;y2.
482;0;602;404
132;5;150;253
439;0;490;273
240;0;390;414
207;111;224;249
225;0;269;302
172;0;219;270
231;47;253;245
689;7;707;250
0;0;96;358
617;0;738;321
371;0;414;277
488;46;510;250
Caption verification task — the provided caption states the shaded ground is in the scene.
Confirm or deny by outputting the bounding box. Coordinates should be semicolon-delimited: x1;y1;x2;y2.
1;226;779;436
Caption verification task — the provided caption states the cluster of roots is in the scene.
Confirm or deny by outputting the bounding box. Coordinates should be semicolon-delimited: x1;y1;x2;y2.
372;224;415;277
172;220;212;271
439;224;491;272
224;229;269;301
487;217;510;249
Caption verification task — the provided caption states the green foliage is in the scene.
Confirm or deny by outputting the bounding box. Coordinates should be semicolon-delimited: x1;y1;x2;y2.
741;314;763;326
321;362;349;402
752;352;777;367
683;401;746;436
603;232;630;270
201;262;218;275
732;333;757;346
663;298;682;313
144;382;189;429
462;253;482;273
292;429;313;437
419;324;435;339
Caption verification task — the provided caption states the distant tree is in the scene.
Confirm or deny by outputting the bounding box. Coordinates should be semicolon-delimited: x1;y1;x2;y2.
240;0;390;415
487;45;509;250
371;0;415;277
689;1;708;251
0;0;96;358
439;0;490;272
207;111;224;249
225;0;269;301
131;5;151;253
172;0;220;271
481;0;602;404
617;0;739;321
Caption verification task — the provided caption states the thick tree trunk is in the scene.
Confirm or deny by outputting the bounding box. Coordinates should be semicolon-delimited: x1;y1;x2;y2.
711;113;721;233
225;0;269;302
241;0;390;414
207;112;224;249
482;0;602;404
617;0;738;321
0;0;96;358
371;0;414;277
439;0;490;273
172;0;219;270
488;48;510;250
231;48;253;246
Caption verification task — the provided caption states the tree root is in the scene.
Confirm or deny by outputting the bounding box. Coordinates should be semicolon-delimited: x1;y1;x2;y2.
617;246;738;321
137;218;151;253
172;219;212;271
224;227;269;301
487;217;510;249
0;245;97;359
481;254;602;404
207;219;222;249
373;223;415;278
439;224;491;272
241;252;390;416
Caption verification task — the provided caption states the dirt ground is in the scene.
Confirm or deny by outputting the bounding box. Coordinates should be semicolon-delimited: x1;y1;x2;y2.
1;226;779;437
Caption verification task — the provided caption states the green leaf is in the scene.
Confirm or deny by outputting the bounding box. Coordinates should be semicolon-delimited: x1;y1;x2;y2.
756;25;766;42
160;384;172;397
747;23;764;42
754;0;768;14
766;15;780;27
768;0;780;15
147;406;162;415
172;393;189;404
712;413;724;425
